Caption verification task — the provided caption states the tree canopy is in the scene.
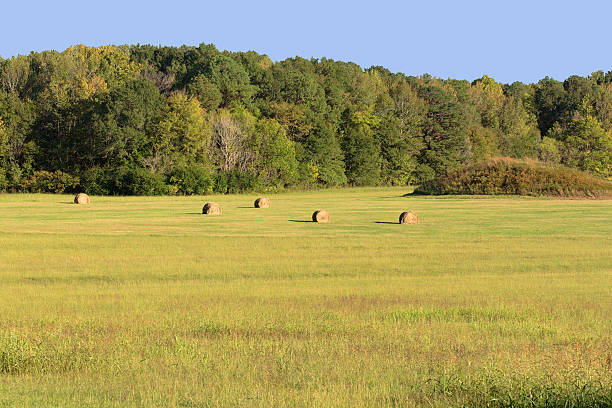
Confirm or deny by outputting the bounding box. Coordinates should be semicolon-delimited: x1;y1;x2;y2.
0;43;610;194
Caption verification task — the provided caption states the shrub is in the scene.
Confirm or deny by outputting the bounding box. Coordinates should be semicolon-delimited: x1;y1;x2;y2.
213;170;259;194
0;169;7;192
415;157;612;198
415;163;436;184
4;163;22;192
167;164;213;195
80;166;168;196
17;170;80;193
113;167;168;196
80;167;110;195
538;136;562;164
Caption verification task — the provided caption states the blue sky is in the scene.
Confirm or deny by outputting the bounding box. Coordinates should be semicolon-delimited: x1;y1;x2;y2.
1;0;610;84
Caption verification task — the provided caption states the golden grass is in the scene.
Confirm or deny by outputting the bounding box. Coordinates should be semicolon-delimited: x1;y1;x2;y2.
0;188;610;407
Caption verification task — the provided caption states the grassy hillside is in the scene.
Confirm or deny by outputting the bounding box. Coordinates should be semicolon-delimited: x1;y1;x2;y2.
0;188;611;407
416;158;612;198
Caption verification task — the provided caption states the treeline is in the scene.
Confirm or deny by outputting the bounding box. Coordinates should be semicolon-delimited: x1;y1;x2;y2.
0;43;611;195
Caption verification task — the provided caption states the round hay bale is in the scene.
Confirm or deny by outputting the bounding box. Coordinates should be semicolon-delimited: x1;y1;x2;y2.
399;211;418;224
312;210;330;223
74;193;90;205
202;202;222;215
254;197;271;208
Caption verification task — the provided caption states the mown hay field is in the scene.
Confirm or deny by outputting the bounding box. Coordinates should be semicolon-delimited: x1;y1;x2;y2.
0;188;610;407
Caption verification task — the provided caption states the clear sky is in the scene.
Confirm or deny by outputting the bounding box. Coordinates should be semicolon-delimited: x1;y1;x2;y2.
1;0;610;84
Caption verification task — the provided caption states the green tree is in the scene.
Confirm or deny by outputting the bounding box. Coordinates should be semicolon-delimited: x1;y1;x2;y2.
187;75;222;111
538;136;561;163
304;123;347;186
87;78;165;170
416;85;468;181
470;75;505;129
376;116;421;185
0;91;37;181
592;83;612;131
269;102;314;142
65;44;142;89
0;118;8;189
560;100;612;176
153;92;209;173
534;77;568;135
251;119;298;187
499;97;541;158
341;111;382;186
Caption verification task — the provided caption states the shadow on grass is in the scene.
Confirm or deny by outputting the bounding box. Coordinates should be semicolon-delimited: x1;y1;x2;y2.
185;212;203;215
236;206;255;209
376;195;412;199
289;219;314;223
375;221;399;225
402;191;428;197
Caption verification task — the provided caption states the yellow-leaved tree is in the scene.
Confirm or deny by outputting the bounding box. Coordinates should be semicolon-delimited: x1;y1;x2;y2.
152;92;209;173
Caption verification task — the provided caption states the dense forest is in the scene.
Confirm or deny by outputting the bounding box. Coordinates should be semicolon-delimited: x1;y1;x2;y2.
0;43;611;195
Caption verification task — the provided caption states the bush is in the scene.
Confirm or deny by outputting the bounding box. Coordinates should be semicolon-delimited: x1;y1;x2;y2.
0;169;7;192
80;166;168;196
4;163;22;191
415;163;436;184
213;170;259;194
415;157;612;198
121;167;168;196
167;164;213;195
538;136;561;164
80;167;110;195
17;170;80;193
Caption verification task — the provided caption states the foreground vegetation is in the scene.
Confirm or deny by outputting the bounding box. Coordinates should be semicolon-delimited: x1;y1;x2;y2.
0;188;610;407
1;44;612;196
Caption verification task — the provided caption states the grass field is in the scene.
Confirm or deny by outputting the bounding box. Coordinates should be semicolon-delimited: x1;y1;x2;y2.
0;188;610;407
